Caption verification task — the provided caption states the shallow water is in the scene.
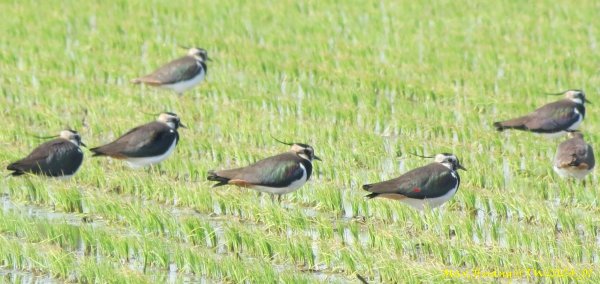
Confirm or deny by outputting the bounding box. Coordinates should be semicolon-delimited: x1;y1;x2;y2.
0;269;58;284
1;193;359;282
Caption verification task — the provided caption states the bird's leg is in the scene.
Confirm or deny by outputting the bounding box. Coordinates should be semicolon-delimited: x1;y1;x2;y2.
147;164;157;174
270;193;276;203
157;163;165;174
567;179;573;192
277;194;282;203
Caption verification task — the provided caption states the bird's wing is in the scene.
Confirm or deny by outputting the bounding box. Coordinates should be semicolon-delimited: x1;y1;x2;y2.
561;139;596;168
94;122;177;158
7;139;81;175
138;56;202;84
216;153;306;188
364;163;457;199
583;144;596;169
525;100;580;132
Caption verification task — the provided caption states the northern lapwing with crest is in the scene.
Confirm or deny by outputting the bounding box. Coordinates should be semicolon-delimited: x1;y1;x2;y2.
207;137;321;201
90;112;184;168
493;90;589;137
553;130;595;180
7;129;85;179
363;153;466;210
132;47;210;95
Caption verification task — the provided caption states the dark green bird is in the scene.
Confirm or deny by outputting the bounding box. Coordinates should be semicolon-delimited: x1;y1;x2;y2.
493;90;588;138
90;112;184;168
207;138;321;201
132;47;210;95
7;130;85;179
363;153;466;210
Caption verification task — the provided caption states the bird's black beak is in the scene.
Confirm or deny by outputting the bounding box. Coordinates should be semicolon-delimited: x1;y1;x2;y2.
585;98;591;104
314;155;322;161
80;141;87;147
206;57;213;62
458;164;467;171
179;122;187;129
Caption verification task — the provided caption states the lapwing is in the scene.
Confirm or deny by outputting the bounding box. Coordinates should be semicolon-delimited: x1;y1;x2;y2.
131;47;210;95
493;90;589;137
363;153;466;210
207;138;321;201
553;131;595;180
7;129;85;179
90;112;184;168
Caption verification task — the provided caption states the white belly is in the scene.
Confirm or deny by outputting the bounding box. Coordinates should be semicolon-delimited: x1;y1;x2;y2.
55;174;74;180
401;186;458;211
162;70;205;94
251;164;308;195
126;139;177;168
541;132;568;139
567;113;583;130
541;112;583;138
553;165;592;180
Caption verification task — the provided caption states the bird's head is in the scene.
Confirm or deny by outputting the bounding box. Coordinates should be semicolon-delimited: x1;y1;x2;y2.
562;90;589;105
271;136;321;162
434;153;466;171
157;112;186;129
59;129;86;147
186;47;210;62
290;143;321;162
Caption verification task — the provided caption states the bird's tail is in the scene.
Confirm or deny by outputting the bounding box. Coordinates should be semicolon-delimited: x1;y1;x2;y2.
362;184;379;199
89;147;107;157
493;118;527;132
207;171;230;187
6;163;17;172
6;170;24;177
6;163;25;177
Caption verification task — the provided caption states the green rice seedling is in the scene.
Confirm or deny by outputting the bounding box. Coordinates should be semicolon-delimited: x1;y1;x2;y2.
2;0;600;282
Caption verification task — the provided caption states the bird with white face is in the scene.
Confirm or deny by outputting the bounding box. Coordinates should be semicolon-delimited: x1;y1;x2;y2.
494;90;589;138
90;112;185;168
7;129;85;179
363;153;466;210
132;47;210;95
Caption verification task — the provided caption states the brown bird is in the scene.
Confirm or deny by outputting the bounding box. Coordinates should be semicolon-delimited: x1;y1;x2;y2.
132;47;210;95
553;131;595;180
493;90;589;138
